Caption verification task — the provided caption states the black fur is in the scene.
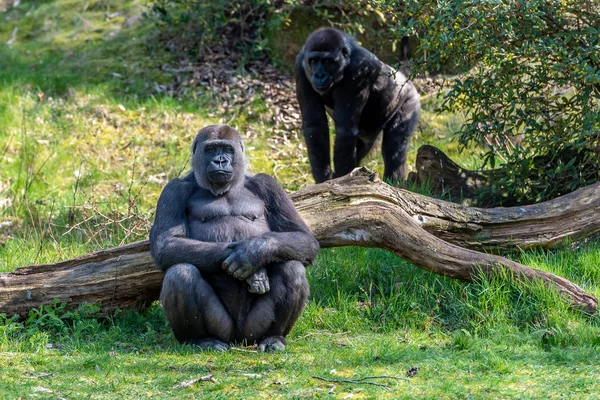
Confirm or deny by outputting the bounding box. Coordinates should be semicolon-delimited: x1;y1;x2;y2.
295;27;421;183
150;125;318;351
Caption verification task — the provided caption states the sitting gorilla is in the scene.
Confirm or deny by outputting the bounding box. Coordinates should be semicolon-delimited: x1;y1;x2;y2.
295;27;421;183
150;125;319;352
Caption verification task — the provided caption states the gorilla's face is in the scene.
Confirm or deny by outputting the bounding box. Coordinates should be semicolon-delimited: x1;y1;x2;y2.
191;125;245;196
305;54;347;92
203;140;236;183
303;28;350;93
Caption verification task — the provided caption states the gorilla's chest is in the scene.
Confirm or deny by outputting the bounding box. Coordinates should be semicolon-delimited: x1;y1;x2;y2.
186;189;270;242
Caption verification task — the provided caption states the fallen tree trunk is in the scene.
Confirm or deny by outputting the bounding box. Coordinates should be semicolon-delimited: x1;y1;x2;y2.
324;166;600;252
1;167;598;318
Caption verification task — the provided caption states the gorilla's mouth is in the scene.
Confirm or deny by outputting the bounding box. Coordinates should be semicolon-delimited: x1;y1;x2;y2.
314;83;333;92
313;79;333;92
208;170;233;183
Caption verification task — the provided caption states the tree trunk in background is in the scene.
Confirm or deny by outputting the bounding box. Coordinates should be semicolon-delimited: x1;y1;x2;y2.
1;166;598;318
407;145;492;205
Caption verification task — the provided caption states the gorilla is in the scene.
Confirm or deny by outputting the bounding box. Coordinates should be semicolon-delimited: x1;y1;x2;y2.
295;27;421;183
150;125;319;352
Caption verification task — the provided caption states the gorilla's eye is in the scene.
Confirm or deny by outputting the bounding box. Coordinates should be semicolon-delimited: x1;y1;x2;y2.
205;144;216;153
342;47;349;57
205;143;235;155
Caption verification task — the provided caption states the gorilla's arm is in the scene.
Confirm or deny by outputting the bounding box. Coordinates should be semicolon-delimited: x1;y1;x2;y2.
250;173;320;265
331;50;374;177
150;175;231;272
332;87;368;177
223;174;320;280
295;55;332;183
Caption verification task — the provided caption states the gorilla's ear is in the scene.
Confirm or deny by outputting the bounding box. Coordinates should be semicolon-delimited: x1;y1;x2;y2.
191;135;201;154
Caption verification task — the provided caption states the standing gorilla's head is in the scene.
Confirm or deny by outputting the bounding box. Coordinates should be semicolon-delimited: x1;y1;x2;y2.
302;27;351;93
191;125;245;196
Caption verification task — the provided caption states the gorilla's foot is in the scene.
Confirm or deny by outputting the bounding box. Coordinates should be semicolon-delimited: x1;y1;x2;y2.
188;337;230;352
258;336;286;352
246;268;270;294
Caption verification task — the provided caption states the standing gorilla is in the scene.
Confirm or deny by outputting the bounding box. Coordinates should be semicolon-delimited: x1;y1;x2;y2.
150;125;319;352
295;27;421;183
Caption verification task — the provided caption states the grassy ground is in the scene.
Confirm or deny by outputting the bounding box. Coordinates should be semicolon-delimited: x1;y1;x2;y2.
1;1;599;398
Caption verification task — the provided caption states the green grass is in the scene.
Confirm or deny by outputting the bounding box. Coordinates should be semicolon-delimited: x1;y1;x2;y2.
1;1;599;398
1;245;599;398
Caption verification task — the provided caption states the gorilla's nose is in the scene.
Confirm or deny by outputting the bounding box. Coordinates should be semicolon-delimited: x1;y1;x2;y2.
213;156;227;167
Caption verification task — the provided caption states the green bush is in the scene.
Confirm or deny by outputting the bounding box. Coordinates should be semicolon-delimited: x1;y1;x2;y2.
405;0;600;204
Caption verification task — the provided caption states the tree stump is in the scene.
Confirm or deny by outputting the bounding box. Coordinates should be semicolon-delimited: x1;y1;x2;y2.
407;144;491;205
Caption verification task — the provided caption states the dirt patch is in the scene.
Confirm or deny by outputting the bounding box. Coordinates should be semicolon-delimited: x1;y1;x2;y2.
160;45;302;143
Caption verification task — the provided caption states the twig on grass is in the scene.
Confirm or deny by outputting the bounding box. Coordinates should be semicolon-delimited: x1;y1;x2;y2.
173;374;217;389
353;375;409;382
312;374;408;392
230;347;258;353
292;330;352;342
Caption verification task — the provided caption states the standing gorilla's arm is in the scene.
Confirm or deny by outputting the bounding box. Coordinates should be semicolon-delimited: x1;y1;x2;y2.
331;48;375;177
223;174;320;280
150;175;231;272
295;55;332;183
332;82;369;177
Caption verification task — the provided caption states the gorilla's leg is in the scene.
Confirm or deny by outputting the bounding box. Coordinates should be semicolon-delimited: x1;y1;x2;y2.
241;260;309;352
381;109;419;182
160;263;234;351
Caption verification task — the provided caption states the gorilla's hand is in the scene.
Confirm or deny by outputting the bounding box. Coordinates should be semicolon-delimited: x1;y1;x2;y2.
222;237;272;280
246;267;270;294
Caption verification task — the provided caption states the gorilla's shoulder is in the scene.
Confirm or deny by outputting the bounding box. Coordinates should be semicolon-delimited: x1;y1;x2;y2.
161;173;198;198
245;173;281;188
244;173;284;197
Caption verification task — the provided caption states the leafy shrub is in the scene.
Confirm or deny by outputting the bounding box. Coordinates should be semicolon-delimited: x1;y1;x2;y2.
405;0;600;203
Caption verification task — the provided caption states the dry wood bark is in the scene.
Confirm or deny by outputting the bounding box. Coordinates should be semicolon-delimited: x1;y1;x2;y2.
321;166;600;252
1;168;598;318
0;242;162;318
